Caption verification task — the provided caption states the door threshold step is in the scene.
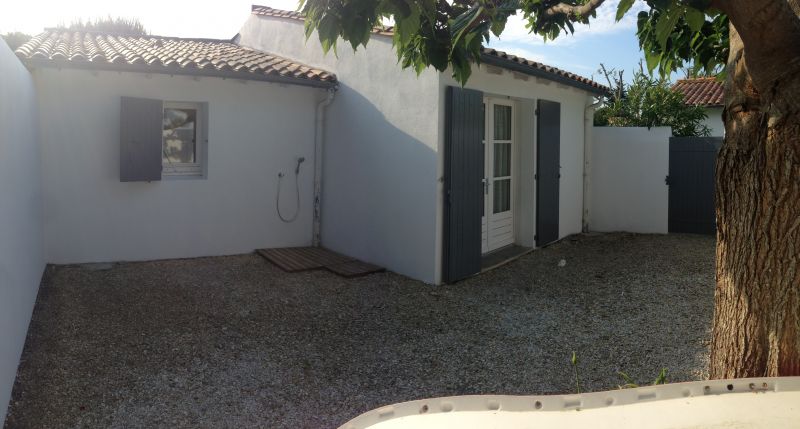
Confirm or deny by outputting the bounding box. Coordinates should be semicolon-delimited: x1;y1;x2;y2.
481;245;533;272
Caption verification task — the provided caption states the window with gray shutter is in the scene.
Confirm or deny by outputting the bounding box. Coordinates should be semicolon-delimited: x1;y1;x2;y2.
120;96;163;182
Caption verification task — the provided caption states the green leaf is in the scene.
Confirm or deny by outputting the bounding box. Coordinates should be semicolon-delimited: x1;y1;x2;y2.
316;14;339;54
395;8;420;47
653;368;668;385
618;371;638;388
565;19;574;34
644;48;662;73
451;5;484;48
491;17;507;37
684;7;705;32
616;0;635;22
655;6;684;49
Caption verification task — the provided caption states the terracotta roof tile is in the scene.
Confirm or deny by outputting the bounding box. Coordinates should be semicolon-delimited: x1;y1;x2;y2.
250;4;607;94
479;48;608;94
672;77;724;107
15;30;337;87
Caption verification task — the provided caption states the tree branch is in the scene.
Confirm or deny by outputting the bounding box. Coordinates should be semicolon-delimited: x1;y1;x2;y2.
723;0;800;95
543;0;607;19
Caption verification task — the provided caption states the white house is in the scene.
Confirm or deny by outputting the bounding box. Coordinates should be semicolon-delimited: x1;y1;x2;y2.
1;6;610;417
16;31;337;266
10;5;608;287
3;10;611;278
238;5;607;284
672;77;725;136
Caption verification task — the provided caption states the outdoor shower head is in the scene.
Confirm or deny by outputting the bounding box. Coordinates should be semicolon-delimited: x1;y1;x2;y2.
295;157;305;174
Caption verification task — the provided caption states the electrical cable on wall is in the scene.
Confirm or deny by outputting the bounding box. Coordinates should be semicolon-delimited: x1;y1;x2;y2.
277;157;304;223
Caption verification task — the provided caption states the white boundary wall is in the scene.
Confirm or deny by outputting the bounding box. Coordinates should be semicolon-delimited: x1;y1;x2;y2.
589;127;671;234
0;39;45;421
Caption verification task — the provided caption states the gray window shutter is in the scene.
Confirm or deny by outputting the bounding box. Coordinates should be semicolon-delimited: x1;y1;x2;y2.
443;86;484;283
120;96;163;182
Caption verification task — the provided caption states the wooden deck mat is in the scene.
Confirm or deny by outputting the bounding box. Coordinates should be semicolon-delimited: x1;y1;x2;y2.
257;247;384;277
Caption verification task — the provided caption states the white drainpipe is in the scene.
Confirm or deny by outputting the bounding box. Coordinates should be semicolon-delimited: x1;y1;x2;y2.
582;98;602;233
313;87;337;247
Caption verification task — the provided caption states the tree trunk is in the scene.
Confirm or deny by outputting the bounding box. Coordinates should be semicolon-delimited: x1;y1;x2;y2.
710;2;800;378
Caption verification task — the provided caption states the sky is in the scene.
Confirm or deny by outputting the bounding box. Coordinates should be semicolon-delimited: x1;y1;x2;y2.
1;0;653;85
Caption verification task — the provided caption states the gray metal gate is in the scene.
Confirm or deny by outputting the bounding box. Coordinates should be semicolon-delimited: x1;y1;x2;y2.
536;99;561;247
668;137;722;235
443;86;484;283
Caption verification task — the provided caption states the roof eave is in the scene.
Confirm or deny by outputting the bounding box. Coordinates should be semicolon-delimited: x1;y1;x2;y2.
683;101;724;108
480;53;609;96
19;57;337;89
251;8;395;38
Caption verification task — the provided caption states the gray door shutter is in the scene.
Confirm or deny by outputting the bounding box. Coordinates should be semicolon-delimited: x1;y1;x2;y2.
536;99;560;246
443;86;484;283
120;96;163;182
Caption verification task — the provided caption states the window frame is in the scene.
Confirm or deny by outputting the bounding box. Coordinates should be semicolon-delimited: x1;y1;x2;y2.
162;101;207;178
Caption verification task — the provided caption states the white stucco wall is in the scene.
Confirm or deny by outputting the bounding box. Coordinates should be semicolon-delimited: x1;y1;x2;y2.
589;126;671;234
438;68;596;281
35;68;323;263
703;107;725;137
0;40;45;423
238;16;442;283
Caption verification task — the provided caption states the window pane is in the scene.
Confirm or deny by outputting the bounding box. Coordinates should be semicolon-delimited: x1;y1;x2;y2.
493;179;511;213
494;143;511;177
163;108;197;164
494;105;511;140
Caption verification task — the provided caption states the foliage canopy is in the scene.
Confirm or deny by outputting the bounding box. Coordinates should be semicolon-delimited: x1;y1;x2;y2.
2;32;32;51
594;69;711;136
299;0;729;84
59;16;148;36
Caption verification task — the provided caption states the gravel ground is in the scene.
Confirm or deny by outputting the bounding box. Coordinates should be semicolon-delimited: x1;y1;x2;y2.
5;233;714;429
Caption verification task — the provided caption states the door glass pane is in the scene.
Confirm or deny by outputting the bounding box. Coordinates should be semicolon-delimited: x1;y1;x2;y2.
494;105;511;140
493;179;511;213
163;108;197;164
493;143;511;177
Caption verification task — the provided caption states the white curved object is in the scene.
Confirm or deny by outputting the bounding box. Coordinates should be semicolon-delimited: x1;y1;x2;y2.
340;377;800;429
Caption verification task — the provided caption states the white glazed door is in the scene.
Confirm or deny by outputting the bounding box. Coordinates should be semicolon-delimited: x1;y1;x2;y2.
483;99;514;253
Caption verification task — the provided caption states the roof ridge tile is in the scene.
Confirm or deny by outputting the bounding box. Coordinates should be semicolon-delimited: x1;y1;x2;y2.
251;5;606;92
15;29;337;87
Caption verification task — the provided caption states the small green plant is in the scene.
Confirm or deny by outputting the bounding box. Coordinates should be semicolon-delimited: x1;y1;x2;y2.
567;353;668;392
571;351;581;394
653;368;668;385
617;368;669;389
